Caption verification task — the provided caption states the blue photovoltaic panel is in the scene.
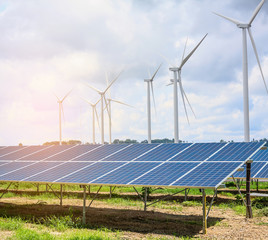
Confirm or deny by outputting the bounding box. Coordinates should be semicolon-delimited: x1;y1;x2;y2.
170;143;226;161
24;162;94;182
71;144;128;161
0;146;26;157
207;142;263;162
0;146;48;160
234;162;266;178
19;145;74;161
133;143;192;161
0;162;34;176
92;162;160;185
173;162;242;187
0;162;61;181
55;162;124;184
255;163;268;179
103;144;159;162
130;162;199;186
250;148;268;162
44;145;101;161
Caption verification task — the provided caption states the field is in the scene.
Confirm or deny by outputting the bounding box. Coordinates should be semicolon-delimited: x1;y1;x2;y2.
0;183;267;239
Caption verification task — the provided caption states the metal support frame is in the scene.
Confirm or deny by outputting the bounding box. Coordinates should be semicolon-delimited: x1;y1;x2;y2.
88;185;90;194
202;189;207;234
256;179;259;192
82;186;86;225
88;185;102;208
232;176;247;207
246;163;253;218
109;186;116;198
133;187;188;211
184;188;190;201
206;189;217;219
0;182;12;199
47;184;63;206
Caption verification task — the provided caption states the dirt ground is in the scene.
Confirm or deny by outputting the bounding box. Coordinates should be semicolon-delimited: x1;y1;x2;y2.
0;194;267;239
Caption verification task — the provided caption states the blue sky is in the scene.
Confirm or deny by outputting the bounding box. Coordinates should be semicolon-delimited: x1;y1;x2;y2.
0;0;268;145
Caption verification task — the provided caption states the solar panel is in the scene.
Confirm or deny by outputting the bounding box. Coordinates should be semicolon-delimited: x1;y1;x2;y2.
0;146;29;158
0;142;265;189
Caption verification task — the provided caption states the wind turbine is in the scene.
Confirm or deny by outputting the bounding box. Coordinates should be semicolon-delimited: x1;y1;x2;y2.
82;98;101;144
86;71;123;144
144;64;162;144
54;89;72;145
105;73;133;144
214;0;267;219
214;0;268;142
168;34;207;143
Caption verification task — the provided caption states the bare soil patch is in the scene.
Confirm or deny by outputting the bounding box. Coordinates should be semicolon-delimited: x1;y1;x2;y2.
0;195;267;239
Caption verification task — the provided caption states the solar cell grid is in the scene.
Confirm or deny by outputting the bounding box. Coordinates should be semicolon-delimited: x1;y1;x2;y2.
0;162;35;176
0;162;61;181
71;144;129;161
133;143;192;161
44;145;101;161
207;142;262;162
251;148;268;162
24;162;93;182
255;163;268;178
19;145;75;161
0;145;50;160
103;144;160;162
171;143;225;161
173;162;242;187
92;162;160;185
55;162;124;183
0;146;28;157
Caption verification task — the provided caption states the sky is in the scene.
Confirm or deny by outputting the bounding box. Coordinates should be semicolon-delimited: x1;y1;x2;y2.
0;0;268;146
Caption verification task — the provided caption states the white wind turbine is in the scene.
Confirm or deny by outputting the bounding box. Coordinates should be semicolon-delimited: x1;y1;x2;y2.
168;34;207;143
54;89;72;145
105;73;133;144
86;71;123;144
82;98;101;144
144;64;162;144
214;0;268;142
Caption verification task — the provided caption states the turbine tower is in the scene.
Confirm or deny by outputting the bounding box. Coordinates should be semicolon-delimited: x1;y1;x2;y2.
82;98;100;144
86;71;123;144
144;64;162;144
214;0;268;142
54;89;72;145
169;34;207;143
105;73;133;144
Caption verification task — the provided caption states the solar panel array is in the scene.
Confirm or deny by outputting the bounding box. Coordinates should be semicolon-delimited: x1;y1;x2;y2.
0;142;264;189
234;146;268;180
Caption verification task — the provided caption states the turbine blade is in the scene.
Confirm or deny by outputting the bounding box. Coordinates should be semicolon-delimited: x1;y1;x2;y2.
80;97;93;106
181;85;196;118
110;99;134;108
151;63;162;81
62;88;73;102
85;83;102;94
248;28;268;94
104;70;123;94
94;107;100;130
105;71;111;99
166;82;173;86
54;92;60;102
178;79;190;124
103;95;111;119
249;0;265;25
179;33;208;69
150;81;157;116
160;54;176;68
181;37;188;65
213;12;240;25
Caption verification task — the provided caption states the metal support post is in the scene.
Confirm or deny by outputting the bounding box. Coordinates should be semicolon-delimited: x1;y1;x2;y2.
184;188;189;201
82;186;86;225
232;176;247;207
257;179;259;192
37;183;39;193
144;187;148;212
0;182;12;199
88;185;90;194
202;189;207;234
109;186;112;198
60;184;63;206
46;184;48;192
246;163;253;218
88;186;102;208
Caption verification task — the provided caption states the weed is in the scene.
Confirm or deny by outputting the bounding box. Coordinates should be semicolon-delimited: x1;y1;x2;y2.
256;207;268;217
182;201;202;207
0;216;23;231
12;228;55;240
